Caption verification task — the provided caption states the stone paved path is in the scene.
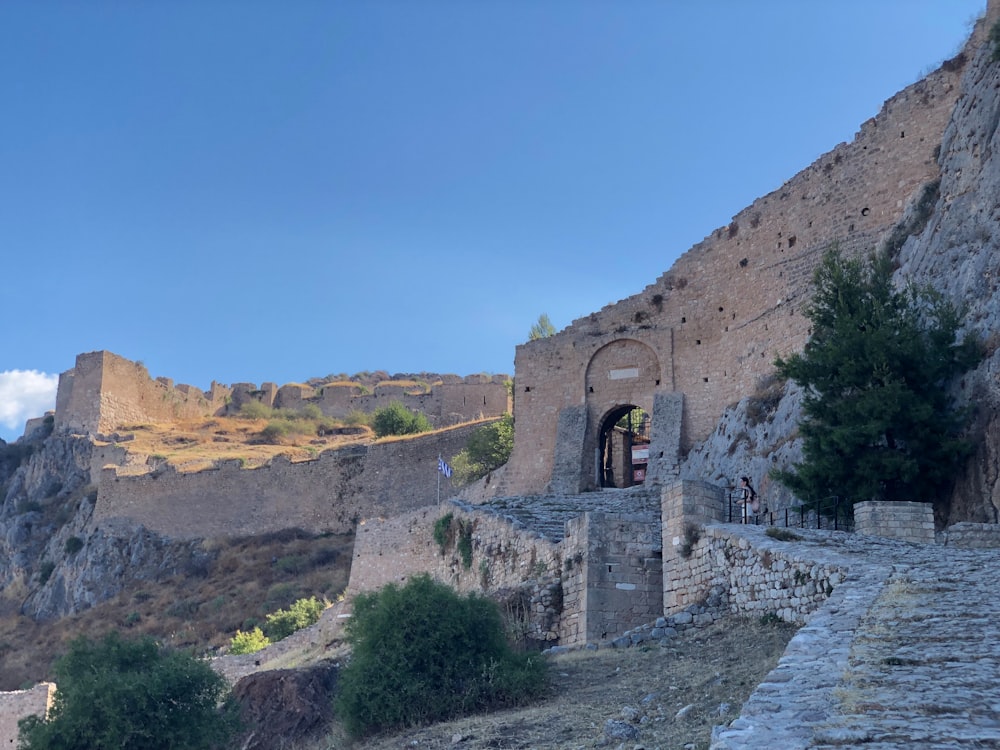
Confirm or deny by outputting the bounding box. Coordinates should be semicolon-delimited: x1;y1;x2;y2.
711;527;1000;749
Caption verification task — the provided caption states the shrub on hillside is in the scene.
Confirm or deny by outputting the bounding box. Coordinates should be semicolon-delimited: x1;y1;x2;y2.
230;627;270;655
371;401;432;437
239;401;274;420
18;631;237;750
335;573;548;738
263;596;326;641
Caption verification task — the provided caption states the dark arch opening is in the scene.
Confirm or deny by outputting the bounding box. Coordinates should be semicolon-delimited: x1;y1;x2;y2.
598;405;650;489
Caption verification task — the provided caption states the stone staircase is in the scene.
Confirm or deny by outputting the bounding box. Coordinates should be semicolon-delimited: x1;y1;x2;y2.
455;486;662;545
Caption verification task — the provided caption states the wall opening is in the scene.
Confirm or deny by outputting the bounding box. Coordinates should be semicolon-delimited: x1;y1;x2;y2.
597;405;650;489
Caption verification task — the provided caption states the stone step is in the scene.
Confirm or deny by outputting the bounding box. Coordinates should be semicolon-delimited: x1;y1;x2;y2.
467;487;662;544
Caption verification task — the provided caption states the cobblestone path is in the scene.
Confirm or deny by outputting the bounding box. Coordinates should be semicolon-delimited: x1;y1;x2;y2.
712;528;1000;749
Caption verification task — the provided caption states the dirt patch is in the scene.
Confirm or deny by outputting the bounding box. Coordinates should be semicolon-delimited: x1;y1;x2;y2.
331;617;798;750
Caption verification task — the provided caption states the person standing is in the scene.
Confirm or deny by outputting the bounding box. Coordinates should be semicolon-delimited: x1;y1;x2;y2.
739;476;758;523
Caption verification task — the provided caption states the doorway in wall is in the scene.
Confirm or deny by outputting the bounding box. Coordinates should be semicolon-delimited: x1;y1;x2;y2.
598;405;650;489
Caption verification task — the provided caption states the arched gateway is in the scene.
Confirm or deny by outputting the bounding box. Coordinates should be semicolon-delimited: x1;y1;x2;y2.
554;338;681;491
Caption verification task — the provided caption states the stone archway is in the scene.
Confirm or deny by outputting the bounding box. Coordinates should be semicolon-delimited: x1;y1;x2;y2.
580;339;661;491
597;404;650;489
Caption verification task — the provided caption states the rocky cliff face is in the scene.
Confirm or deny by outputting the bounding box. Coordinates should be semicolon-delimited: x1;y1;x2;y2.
0;431;206;620
896;14;1000;524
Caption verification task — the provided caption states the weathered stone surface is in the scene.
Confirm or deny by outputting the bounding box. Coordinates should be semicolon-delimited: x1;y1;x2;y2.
231;664;338;750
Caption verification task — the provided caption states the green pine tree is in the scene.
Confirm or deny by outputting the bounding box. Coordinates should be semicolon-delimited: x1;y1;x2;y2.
773;248;980;507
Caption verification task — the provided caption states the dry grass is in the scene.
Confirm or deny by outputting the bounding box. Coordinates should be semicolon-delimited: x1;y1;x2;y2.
0;530;355;691
319;618;798;750
105;416;373;473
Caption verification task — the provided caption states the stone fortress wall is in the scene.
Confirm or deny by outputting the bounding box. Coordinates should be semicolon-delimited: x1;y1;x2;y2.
500;49;970;496
93;422;481;539
46;349;508;541
54;350;510;438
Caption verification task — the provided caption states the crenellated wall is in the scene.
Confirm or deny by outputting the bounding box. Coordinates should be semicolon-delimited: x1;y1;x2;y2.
55;351;232;436
52;350;510;438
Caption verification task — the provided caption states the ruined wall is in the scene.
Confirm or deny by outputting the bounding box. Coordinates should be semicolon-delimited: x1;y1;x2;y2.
0;683;53;749
55;351;231;436
52;350;510;438
92;423;483;539
503;53;969;496
315;376;510;427
347;500;566;643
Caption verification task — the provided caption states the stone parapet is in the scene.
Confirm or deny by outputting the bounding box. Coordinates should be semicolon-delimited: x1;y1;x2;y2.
937;521;1000;548
854;500;935;544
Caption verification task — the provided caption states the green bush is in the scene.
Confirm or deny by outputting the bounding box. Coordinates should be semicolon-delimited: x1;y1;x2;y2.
433;513;454;553
342;409;371;427
64;537;84;555
17;631;237;750
229;626;270;655
263;596;325;641
335;573;547;738
238;401;274;420
450;414;513;485
371;401;432;437
38;561;55;584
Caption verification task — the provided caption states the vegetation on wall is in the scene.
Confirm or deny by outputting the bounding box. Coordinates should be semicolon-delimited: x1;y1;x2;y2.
371;401;432;437
449;414;514;485
18;631;238;750
773;247;981;506
432;513;474;569
334;574;547;738
528;313;556;341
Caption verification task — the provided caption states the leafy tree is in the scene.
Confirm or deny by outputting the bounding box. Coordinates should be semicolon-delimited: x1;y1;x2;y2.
371;401;432;437
528;313;556;341
18;631;237;750
450;414;514;485
335;573;547;738
773;248;980;506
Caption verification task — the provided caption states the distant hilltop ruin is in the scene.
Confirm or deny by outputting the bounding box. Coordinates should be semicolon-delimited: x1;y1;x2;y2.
50;350;510;438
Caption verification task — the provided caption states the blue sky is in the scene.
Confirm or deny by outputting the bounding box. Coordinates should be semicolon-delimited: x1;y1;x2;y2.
0;1;986;441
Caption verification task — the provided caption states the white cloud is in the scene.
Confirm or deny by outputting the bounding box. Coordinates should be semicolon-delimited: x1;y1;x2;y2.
0;370;59;437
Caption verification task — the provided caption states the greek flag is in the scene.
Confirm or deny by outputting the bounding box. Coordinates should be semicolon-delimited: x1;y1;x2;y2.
438;456;453;478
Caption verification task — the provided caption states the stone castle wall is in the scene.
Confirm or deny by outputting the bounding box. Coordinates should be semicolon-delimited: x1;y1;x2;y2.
0;683;53;749
93;423;484;539
502;53;969;496
54;351;510;437
55;351;232;436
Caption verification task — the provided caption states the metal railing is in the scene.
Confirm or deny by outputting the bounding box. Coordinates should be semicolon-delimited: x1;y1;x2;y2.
727;491;852;532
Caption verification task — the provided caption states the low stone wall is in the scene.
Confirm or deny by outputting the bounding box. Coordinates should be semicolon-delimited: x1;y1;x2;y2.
938;521;1000;548
666;525;846;625
0;683;54;748
347;500;566;643
854;500;935;544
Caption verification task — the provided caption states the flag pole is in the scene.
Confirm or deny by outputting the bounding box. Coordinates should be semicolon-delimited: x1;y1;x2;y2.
437;454;441;504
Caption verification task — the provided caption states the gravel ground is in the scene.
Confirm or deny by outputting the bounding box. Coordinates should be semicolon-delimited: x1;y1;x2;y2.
325;616;798;750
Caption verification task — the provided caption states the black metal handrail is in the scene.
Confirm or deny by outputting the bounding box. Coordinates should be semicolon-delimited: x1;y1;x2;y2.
727;491;852;531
